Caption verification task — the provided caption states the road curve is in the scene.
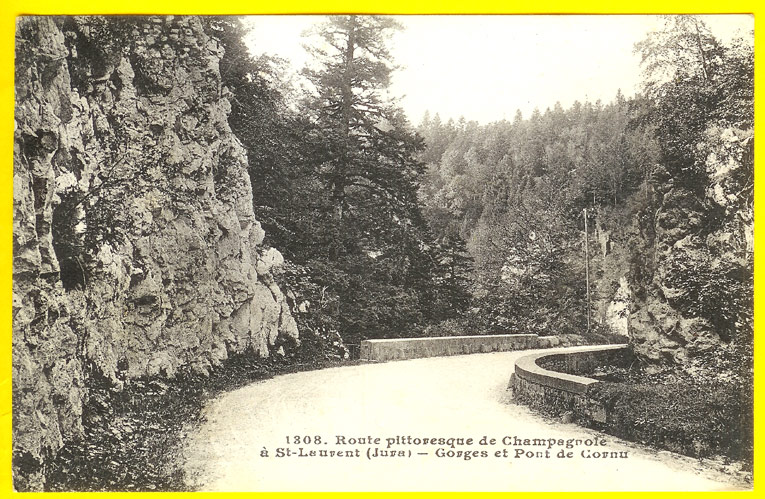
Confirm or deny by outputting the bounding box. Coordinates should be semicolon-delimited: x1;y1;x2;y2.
183;347;749;492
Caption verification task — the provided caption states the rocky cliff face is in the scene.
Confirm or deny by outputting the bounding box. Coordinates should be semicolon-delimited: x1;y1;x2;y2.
13;16;298;489
614;128;753;365
588;126;752;366
632;127;753;364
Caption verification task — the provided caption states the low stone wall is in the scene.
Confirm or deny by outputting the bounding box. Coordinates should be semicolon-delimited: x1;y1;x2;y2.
360;334;539;362
510;345;629;424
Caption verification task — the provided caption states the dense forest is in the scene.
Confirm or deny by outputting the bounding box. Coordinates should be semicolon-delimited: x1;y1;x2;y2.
216;15;753;364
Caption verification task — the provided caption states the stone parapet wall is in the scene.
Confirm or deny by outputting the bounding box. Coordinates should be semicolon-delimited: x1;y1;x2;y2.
360;334;539;362
510;345;629;424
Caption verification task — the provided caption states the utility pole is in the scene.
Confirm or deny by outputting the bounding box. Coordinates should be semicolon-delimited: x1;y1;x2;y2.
583;208;591;332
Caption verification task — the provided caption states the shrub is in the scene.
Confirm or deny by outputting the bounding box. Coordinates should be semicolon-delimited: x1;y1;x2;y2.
538;343;753;464
421;317;475;337
587;377;752;463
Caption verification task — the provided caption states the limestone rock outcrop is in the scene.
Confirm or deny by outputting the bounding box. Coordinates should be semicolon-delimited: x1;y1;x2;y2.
13;16;298;489
587;125;752;365
627;127;753;364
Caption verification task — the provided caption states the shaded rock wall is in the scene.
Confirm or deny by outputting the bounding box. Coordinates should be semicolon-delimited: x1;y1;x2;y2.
591;127;753;365
629;127;753;364
13;16;298;489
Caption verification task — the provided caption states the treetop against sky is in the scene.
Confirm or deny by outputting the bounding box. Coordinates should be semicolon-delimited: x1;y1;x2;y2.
243;14;753;125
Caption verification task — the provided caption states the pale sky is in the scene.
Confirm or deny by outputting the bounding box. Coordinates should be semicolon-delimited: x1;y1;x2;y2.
242;15;753;125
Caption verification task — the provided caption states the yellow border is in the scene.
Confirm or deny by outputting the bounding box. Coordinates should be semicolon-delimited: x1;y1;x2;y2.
1;1;761;498
0;1;760;14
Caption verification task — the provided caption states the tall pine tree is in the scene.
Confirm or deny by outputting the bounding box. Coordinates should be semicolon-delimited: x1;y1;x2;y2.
302;16;425;260
297;16;471;344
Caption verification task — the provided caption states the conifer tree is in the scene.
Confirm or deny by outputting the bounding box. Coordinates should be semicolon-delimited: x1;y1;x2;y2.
302;15;425;261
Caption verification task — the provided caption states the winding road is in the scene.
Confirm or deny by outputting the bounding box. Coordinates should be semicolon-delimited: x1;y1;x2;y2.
183;347;749;492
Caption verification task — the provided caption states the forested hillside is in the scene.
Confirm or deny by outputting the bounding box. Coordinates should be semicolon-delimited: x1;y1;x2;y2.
418;95;651;336
416;17;753;367
215;15;752;367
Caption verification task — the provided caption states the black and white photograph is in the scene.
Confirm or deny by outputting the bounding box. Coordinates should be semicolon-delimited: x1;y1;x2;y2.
11;14;754;492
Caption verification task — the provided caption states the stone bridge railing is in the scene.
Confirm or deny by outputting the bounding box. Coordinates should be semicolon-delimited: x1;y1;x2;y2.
360;334;540;362
510;344;629;423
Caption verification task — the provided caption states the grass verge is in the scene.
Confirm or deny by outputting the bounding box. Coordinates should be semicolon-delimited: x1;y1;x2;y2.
44;351;355;491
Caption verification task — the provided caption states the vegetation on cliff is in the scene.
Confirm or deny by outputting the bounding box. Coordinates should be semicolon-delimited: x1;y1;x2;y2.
480;15;752;465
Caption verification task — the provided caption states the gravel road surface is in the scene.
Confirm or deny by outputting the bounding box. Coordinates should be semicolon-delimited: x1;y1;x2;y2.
183;348;749;491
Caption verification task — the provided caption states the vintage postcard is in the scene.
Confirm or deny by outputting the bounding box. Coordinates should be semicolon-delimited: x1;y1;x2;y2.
8;11;757;493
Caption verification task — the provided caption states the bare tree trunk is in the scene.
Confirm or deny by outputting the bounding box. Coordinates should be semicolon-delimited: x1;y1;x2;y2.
329;16;356;260
693;18;710;82
584;208;591;332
